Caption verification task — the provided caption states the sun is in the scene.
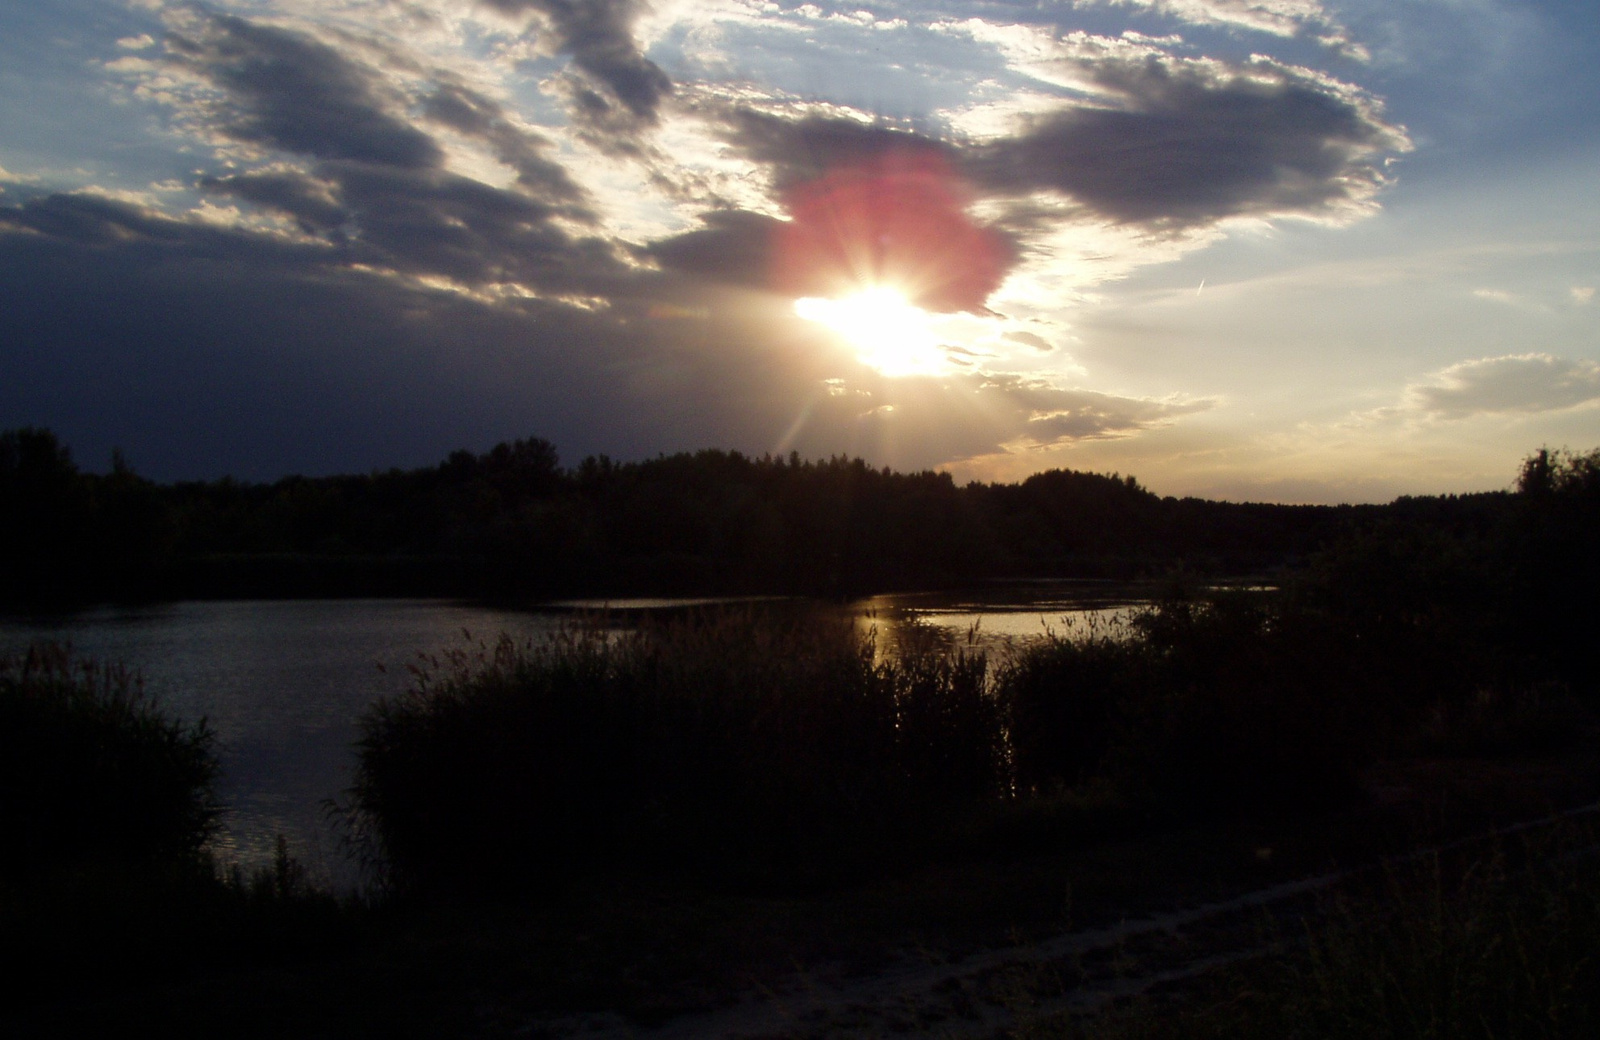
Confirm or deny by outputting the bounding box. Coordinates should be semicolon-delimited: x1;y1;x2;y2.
794;287;949;377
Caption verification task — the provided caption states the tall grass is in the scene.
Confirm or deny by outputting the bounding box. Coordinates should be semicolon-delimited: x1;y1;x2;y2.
1286;841;1600;1039
350;575;1594;898
0;641;218;879
349;605;1008;895
1036;830;1600;1040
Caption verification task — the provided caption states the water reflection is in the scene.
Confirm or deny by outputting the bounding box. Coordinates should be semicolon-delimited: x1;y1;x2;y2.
0;599;564;888
0;585;1156;888
856;581;1156;657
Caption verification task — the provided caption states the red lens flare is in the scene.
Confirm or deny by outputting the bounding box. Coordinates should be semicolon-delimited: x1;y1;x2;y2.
771;149;1010;313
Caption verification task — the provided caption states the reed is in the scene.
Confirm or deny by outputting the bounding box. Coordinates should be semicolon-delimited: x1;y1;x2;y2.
349;604;1010;895
0;641;218;879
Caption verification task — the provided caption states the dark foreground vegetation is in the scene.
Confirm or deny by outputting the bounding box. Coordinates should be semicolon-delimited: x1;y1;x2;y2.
4;425;1430;606
0;645;352;1028
1041;824;1600;1040
4;446;1600;1036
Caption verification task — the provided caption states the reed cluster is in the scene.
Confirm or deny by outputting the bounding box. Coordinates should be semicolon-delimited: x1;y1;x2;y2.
350;606;1006;894
0;642;218;879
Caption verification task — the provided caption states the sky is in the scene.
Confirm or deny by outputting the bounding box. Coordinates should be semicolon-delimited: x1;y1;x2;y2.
1;0;1596;502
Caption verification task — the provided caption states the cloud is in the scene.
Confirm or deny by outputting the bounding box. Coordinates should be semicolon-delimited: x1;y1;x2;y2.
1573;286;1595;305
1473;288;1517;305
166;14;442;168
420;81;589;201
1082;0;1336;40
968;53;1406;229
199;167;349;235
1003;330;1056;353
717;108;959;192
0;189;730;480
770;148;1014;312
656;113;1017;310
1406;354;1600;420
646;207;782;289
481;0;673;129
981;374;1213;444
0;1;1414;489
137;11;634;297
709;25;1405;239
780;370;1213;470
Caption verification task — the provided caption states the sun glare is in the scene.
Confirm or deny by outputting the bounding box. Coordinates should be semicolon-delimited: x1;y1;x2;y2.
794;287;948;377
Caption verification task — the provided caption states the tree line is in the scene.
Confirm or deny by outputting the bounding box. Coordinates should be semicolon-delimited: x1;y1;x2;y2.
0;425;1522;607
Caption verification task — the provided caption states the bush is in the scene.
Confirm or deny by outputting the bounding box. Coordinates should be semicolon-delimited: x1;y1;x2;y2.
0;643;219;880
992;594;1367;816
994;629;1141;794
349;606;1008;896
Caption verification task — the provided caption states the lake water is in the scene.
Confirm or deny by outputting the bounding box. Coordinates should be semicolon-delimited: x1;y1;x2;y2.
0;584;1153;889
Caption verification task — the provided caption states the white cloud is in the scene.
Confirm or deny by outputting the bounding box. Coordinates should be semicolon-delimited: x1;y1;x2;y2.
1082;0;1334;40
1471;287;1519;305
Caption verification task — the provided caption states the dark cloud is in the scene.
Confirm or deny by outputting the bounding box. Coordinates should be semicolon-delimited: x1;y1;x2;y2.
421;82;588;201
325;159;601;287
972;58;1402;228
481;0;672;128
167;14;441;168
1408;354;1600;419
0;190;327;260
0;189;1215;484
712;66;1398;307
0;191;698;480
202;160;616;291
721;111;958;190
166;13;617;294
647;209;782;289
200;169;349;234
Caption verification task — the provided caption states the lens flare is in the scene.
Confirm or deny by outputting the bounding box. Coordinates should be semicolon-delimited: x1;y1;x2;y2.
794;287;948;377
771;148;1011;314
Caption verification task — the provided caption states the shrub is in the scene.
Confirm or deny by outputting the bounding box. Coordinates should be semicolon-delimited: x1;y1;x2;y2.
0;642;219;880
994;631;1141;794
349;606;1008;896
994;593;1369;816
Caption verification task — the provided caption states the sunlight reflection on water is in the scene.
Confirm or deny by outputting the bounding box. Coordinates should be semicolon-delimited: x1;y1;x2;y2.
854;583;1155;659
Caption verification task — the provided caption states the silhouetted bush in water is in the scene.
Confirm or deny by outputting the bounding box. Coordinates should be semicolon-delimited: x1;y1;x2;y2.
0;642;219;880
994;593;1368;815
350;606;1009;895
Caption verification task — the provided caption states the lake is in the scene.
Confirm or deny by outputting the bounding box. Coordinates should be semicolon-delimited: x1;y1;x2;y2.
0;584;1154;889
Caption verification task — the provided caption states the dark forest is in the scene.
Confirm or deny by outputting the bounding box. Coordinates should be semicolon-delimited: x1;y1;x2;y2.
0;426;1517;607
